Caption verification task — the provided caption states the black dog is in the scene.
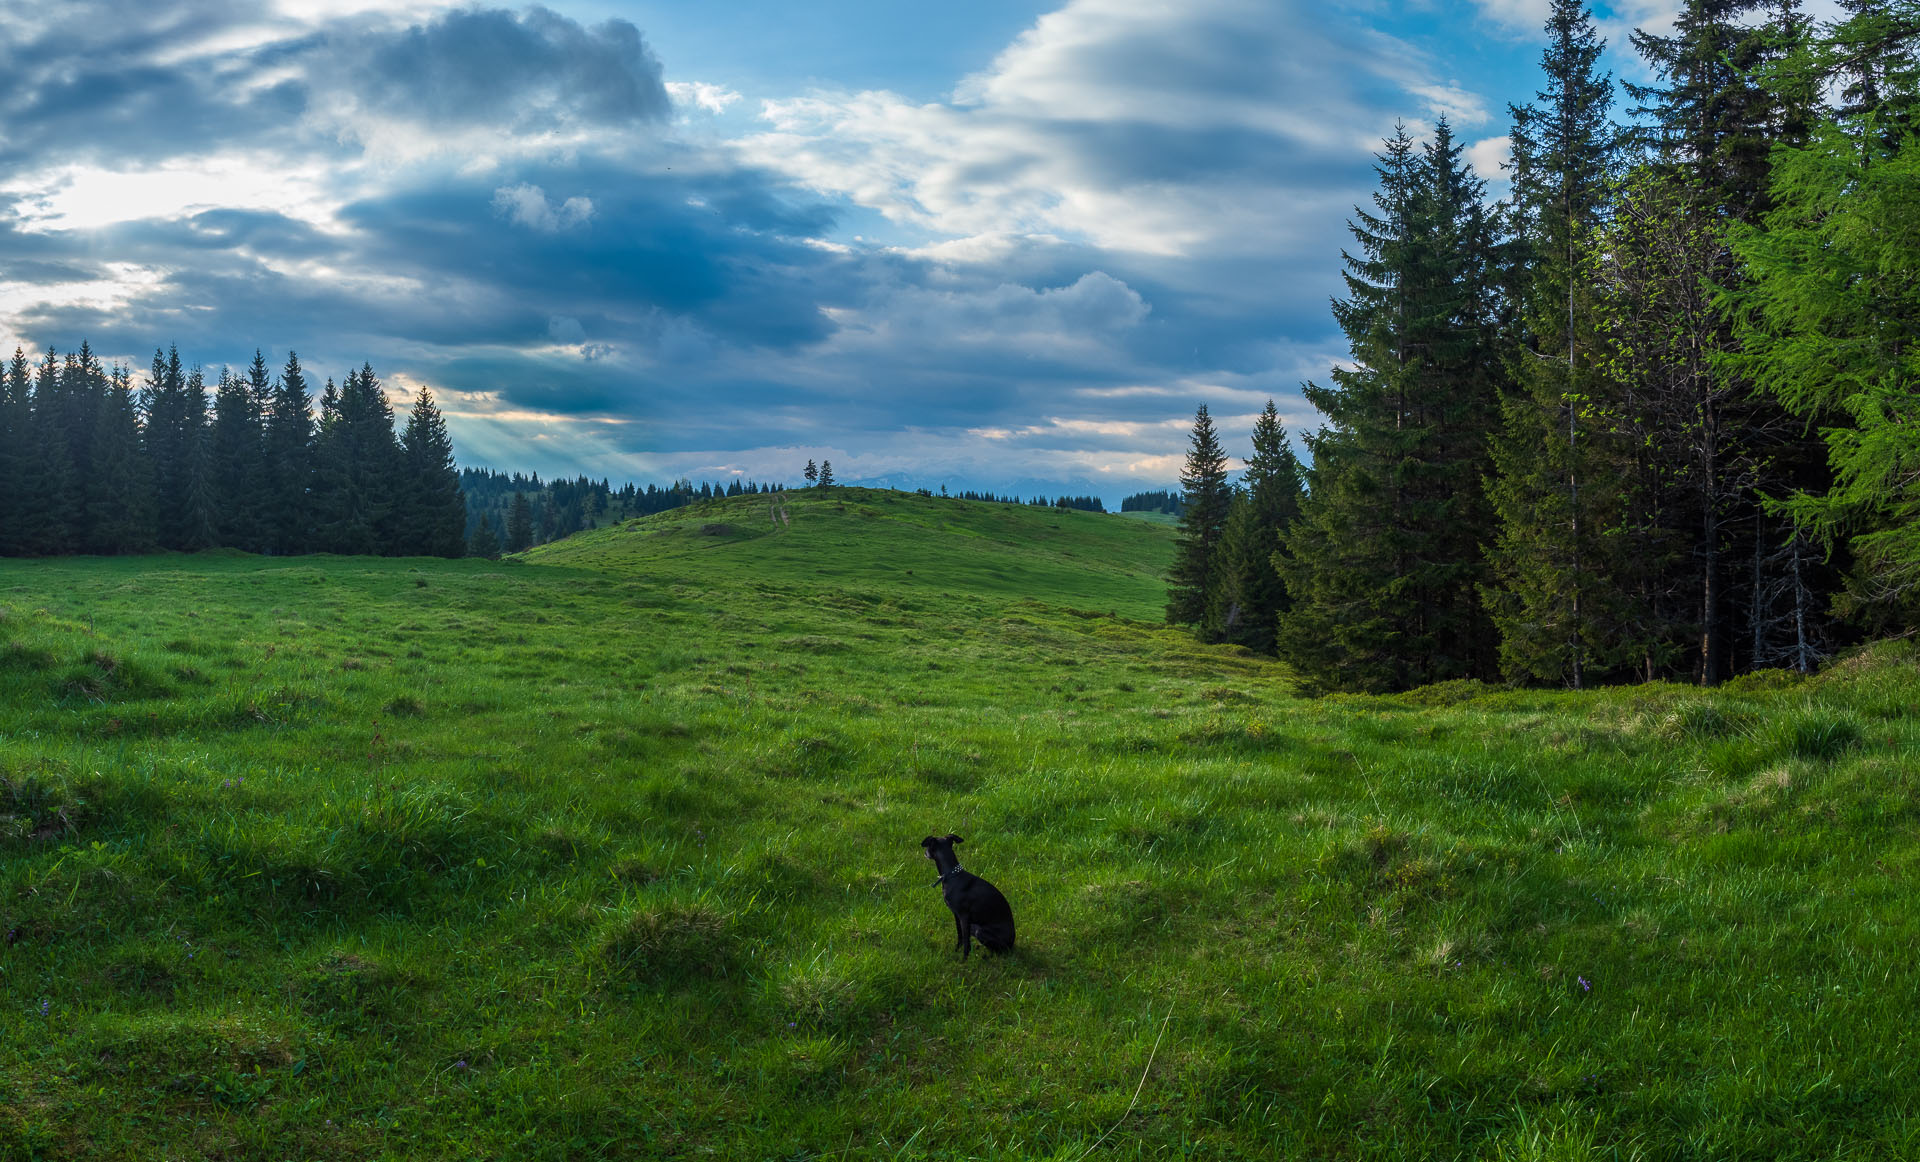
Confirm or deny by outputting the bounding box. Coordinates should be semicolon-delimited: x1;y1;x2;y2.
921;834;1015;959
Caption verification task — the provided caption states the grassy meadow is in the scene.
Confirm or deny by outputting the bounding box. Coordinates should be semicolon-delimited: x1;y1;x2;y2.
2;486;1918;1160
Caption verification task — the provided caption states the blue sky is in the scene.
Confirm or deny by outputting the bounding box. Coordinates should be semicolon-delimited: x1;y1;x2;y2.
0;0;1840;501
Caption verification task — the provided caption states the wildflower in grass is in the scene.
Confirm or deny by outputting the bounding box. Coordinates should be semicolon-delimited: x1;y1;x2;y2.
1578;976;1591;992
453;1059;468;1071
39;1000;49;1015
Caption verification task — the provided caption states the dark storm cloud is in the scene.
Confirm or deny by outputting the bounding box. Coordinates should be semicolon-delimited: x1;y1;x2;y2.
116;209;340;258
0;61;305;168
332;162;856;351
351;6;669;129
0;259;106;285
13;152;880;412
0;4;666;167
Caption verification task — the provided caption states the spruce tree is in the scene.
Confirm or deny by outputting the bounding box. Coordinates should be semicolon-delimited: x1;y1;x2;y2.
469;513;502;559
1726;12;1920;630
1277;121;1506;691
178;366;219;551
399;387;468;557
1629;0;1781;218
804;459;818;485
505;491;534;553
143;346;194;550
533;492;557;545
210;367;267;551
312;364;402;555
50;349;100;550
1826;0;1920;147
0;349;30;555
1216;400;1303;654
1165;403;1232;635
1611;0;1823;682
85;365;155;554
1485;0;1631;686
14;350;74;554
818;460;835;488
263;352;315;555
246;349;275;445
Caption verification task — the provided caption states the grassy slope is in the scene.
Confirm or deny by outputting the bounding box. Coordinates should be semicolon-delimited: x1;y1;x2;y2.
0;487;1917;1160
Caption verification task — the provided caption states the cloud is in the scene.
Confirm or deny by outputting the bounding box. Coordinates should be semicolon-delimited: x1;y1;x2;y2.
1407;81;1493;128
1467;134;1511;180
0;3;669;171
667;81;742;115
492;184;595;232
742;0;1447;260
1469;0;1552;32
341;6;670;131
0;0;1458;502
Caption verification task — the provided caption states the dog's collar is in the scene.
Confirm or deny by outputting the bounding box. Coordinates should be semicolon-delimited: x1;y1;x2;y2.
933;864;964;886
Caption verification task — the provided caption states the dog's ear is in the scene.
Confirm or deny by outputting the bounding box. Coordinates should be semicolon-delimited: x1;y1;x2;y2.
946;834;963;845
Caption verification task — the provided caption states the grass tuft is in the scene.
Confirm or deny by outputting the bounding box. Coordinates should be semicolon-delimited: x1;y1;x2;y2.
1776;707;1863;761
603;895;735;981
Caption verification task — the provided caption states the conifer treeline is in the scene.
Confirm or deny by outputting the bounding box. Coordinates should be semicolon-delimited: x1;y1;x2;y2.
1168;0;1920;692
1121;490;1184;517
459;469;787;553
0;346;465;557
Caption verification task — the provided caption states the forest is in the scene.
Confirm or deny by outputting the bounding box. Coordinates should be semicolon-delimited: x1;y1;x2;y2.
1166;0;1920;693
0;347;467;559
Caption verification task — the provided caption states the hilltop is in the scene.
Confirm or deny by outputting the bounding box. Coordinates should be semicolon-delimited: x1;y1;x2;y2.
0;488;1916;1160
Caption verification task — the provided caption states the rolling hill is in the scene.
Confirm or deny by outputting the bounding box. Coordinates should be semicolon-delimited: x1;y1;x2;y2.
1;487;1916;1160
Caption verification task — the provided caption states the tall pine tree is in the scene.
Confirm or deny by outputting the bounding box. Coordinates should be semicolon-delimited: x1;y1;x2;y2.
1725;4;1920;632
1610;0;1822;682
1165;403;1232;635
1278;121;1506;692
1215;400;1303;654
399;387;468;558
313;364;403;555
178;365;219;550
85;364;155;554
210;366;267;551
263;352;316;555
1485;0;1632;686
0;350;31;556
505;491;534;553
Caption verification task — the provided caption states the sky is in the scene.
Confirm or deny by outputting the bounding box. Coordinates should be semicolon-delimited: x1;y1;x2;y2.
0;0;1846;502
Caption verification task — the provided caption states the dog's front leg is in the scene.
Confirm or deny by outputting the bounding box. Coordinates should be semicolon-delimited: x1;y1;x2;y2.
955;911;971;958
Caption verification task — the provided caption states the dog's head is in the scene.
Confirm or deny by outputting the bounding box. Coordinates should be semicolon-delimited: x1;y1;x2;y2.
920;834;963;861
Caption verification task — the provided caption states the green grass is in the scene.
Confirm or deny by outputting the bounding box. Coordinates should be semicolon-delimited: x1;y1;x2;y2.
2;486;1918;1159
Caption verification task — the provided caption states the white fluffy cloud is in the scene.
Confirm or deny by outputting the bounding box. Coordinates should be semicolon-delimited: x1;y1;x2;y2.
1467;134;1512;181
492;183;595;232
667;81;741;115
741;0;1478;259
